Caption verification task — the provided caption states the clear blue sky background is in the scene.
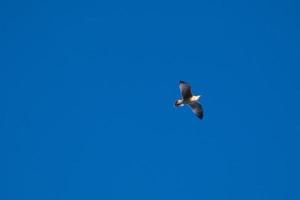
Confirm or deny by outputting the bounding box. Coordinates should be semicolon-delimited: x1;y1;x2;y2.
1;0;300;199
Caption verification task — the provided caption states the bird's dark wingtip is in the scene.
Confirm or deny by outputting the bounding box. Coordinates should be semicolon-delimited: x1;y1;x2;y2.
198;114;204;119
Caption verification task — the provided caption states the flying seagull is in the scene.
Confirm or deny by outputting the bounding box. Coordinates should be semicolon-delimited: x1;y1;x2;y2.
174;80;204;119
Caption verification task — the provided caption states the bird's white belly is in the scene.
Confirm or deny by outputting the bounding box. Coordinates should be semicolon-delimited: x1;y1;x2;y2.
183;98;194;104
183;96;199;104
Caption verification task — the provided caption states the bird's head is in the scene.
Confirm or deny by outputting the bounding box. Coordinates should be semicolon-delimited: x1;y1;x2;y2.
192;95;201;101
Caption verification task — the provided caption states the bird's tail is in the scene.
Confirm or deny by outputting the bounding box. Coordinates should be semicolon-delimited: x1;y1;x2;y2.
174;100;184;107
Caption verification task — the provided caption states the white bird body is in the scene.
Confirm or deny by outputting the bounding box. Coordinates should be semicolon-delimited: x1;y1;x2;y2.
175;95;201;106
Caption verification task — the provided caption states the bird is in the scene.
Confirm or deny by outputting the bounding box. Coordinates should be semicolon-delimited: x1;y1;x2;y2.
174;80;204;119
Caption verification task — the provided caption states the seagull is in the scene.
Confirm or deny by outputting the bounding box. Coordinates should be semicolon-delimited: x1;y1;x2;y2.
174;80;204;119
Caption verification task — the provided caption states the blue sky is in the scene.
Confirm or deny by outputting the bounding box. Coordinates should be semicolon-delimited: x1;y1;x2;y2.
1;0;300;199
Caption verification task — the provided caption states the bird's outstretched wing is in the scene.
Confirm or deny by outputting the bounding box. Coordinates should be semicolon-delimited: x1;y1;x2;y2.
179;80;193;99
189;102;204;119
